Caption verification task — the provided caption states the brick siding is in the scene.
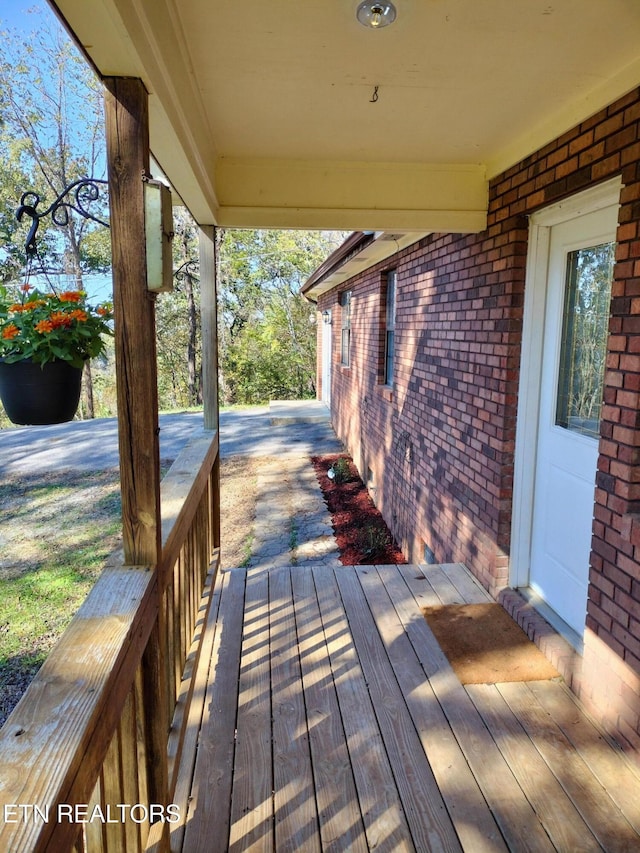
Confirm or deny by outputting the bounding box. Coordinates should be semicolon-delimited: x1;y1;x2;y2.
316;86;640;754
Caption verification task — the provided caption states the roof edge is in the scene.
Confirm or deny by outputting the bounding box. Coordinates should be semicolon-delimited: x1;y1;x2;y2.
301;231;375;302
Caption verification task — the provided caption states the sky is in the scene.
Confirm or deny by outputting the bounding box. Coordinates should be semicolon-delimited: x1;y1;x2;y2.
0;0;113;303
0;1;54;40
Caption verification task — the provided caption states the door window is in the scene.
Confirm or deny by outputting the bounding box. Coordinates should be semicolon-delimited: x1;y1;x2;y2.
555;242;615;439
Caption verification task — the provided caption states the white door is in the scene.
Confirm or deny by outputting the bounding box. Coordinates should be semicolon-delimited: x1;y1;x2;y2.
529;205;617;635
321;312;332;406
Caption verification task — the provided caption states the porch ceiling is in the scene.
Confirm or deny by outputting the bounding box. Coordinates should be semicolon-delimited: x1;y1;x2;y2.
51;0;640;231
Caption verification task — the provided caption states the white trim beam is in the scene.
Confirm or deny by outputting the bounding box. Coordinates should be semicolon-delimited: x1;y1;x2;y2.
215;159;488;231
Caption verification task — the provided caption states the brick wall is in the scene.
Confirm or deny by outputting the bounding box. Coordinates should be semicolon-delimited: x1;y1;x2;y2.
316;86;640;752
318;218;528;596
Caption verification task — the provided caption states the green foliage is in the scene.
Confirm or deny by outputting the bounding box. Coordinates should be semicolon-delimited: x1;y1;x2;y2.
156;208;202;410
0;283;113;367
356;524;391;560
330;457;353;484
218;228;347;405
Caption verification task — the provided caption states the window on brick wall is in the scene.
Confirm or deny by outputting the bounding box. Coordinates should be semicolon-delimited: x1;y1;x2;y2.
340;290;352;367
384;270;396;386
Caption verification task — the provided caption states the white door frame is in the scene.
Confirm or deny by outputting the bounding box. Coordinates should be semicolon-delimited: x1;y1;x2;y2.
321;311;332;407
510;177;622;591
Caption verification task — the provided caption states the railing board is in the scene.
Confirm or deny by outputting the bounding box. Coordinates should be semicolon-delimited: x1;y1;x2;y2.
160;430;219;581
101;729;126;851
166;551;221;799
85;777;104;852
119;689;144;853
167;574;178;717
142;607;170;811
133;667;151;848
165;559;223;853
0;428;220;853
0;565;157;853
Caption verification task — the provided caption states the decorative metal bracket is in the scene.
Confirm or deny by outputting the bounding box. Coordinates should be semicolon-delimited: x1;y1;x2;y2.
16;177;109;257
173;259;199;284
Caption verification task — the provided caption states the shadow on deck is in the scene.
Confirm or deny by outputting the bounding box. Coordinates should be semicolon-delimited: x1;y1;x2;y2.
173;562;640;852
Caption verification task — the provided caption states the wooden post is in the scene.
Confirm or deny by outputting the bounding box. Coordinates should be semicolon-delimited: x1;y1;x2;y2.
199;224;219;432
104;76;162;566
104;78;169;847
199;225;221;551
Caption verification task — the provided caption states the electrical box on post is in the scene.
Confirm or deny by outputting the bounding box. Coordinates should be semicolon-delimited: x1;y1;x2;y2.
144;179;174;292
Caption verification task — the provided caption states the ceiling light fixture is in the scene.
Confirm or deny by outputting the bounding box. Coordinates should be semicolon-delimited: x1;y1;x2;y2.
356;2;397;29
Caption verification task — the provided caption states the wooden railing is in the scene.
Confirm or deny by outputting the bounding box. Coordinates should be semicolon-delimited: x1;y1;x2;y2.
0;428;221;853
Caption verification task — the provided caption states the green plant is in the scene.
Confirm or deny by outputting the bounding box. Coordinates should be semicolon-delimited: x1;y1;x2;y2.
0;283;113;368
330;456;352;484
356;524;391;560
239;532;254;568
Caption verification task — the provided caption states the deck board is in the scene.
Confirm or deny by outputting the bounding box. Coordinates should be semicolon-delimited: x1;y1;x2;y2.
364;567;507;852
313;566;415;852
178;564;640;852
270;567;321;853
335;567;462;852
438;562;494;604
496;681;640;852
467;683;601;852
180;569;246;853
290;569;368;853
229;571;274;852
376;564;557;852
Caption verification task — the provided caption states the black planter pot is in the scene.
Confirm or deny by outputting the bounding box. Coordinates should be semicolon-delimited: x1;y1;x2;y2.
0;358;83;425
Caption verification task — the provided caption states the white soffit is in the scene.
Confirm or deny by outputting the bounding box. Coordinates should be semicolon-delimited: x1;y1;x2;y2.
303;232;428;302
50;0;640;229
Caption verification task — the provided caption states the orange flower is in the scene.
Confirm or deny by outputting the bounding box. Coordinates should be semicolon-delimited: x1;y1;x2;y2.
59;291;83;303
96;306;109;316
2;324;19;340
8;304;25;313
50;312;73;329
20;283;33;293
69;309;88;322
35;319;54;334
22;299;46;311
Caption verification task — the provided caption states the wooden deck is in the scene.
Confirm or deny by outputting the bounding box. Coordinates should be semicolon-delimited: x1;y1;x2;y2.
171;563;640;852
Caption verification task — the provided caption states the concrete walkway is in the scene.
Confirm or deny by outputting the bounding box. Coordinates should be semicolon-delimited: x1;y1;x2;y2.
246;400;343;570
249;456;342;571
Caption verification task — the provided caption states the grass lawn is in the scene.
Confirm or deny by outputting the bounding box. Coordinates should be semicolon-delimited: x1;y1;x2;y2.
0;469;122;725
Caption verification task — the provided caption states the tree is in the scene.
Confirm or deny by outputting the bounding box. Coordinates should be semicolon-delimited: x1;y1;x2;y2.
0;11;110;418
155;207;202;410
154;219;346;410
217;229;347;404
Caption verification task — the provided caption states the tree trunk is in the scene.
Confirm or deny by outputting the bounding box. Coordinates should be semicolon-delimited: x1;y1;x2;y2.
185;273;201;405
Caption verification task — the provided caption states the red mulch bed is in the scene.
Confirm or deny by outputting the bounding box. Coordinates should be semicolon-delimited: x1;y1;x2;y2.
311;454;406;565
